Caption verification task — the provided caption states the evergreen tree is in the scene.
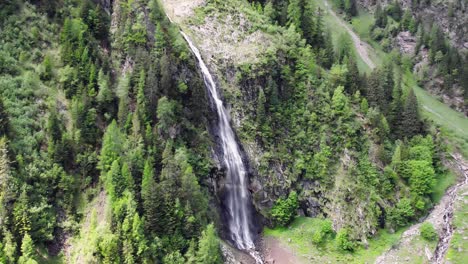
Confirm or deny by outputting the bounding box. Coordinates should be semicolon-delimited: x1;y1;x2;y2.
344;0;357;17
87;63;97;97
0;138;11;216
389;75;404;133
196;224;222;264
117;74;131;125
0;97;9;137
366;69;385;108
136;69;147;125
156;97;177;138
400;89;421;138
121;162;134;194
301;1;316;46
107;160;127;198
184;240;197;264
287;0;302;30
374;3;387;28
141;158;155;202
381;62;395;113
97;69;113;110
321;30;335;68
314;8;325;49
163;251;185;264
344;56;360;94
429;24;446;62
18;233;37;264
99;120;125;172
13;187;31;237
2;229;16;263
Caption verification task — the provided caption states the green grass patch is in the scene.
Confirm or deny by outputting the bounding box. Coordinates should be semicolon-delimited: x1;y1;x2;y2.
402;71;468;158
350;10;374;41
264;217;404;263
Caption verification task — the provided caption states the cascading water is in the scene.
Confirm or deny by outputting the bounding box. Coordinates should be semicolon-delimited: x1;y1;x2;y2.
182;32;262;263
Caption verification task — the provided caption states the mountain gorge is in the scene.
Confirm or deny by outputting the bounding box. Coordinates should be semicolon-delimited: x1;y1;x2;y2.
0;0;466;263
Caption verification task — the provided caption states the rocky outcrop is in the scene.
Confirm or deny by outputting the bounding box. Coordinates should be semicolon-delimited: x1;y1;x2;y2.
357;0;467;51
395;31;416;55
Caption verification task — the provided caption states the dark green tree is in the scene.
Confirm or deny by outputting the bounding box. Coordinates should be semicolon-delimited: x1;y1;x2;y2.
400;89;422;138
0;97;10;137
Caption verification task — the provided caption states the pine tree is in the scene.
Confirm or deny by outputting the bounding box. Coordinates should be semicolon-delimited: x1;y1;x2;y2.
107;160;127;198
196;224;222;264
429;24;446;62
344;0;357;17
389;75;404;133
99;120;125;172
136;69;147;125
13;187;31;237
163;251;185;264
141;158;155;201
117;74;131;125
345;56;360;94
366;69;385;108
314;8;325;49
121;162;134;194
321;30;335;68
301;1;316;46
2;229;16;263
156;97;177;138
287;0;302;30
381;62;395;113
0;138;10;190
18;233;37;264
0;97;9;137
87;63;97;97
374;3;387;28
400;89;421;138
184;240;197;264
97;69;113;109
131;213;148;261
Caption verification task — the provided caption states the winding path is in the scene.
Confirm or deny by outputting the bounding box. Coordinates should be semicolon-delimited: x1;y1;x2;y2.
323;1;376;69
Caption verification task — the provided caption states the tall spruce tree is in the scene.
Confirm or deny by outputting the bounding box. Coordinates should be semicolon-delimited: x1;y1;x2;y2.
0;97;9;137
400;89;421;138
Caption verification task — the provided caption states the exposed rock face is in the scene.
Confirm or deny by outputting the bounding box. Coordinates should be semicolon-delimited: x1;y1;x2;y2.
395;31;416;55
357;0;467;51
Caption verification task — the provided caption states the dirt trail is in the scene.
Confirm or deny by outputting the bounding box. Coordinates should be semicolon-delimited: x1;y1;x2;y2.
324;1;376;69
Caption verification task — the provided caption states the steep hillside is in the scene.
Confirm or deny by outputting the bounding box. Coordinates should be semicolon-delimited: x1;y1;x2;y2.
163;0;461;259
0;0;466;263
354;0;468;114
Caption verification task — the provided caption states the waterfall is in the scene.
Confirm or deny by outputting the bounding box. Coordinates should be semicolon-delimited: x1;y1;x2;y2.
181;32;262;262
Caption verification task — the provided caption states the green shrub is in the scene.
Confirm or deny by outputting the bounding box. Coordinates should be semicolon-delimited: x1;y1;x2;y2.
320;219;333;234
312;231;324;245
420;222;438;241
335;228;355;251
270;191;299;227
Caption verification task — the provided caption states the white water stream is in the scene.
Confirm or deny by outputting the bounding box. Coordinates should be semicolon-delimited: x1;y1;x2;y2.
181;32;263;263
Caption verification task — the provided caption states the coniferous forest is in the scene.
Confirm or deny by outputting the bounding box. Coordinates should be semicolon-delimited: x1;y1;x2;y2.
0;0;467;263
